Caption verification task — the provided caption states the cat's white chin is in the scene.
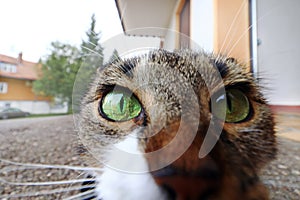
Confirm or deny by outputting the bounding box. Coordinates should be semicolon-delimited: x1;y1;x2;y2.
96;134;167;200
97;167;166;200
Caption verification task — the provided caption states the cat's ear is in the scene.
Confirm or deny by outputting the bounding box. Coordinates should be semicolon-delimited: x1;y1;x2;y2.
210;58;229;78
226;57;237;63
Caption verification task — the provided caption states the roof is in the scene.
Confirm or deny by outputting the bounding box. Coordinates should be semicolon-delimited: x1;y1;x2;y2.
0;54;39;80
115;0;177;37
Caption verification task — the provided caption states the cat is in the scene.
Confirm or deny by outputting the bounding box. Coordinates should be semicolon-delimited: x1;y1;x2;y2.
76;49;277;200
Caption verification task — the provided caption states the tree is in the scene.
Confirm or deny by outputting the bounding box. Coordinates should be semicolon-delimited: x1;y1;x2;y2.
73;14;104;113
81;14;104;60
33;42;82;112
33;14;104;113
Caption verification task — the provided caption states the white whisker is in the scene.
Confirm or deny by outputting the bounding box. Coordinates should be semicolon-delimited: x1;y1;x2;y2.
226;24;253;59
219;0;247;54
91;31;97;36
0;184;97;198
87;41;98;48
111;54;120;61
0;166;33;173
64;189;97;200
81;46;103;57
238;128;263;133
0;177;96;186
227;3;282;64
0;158;103;172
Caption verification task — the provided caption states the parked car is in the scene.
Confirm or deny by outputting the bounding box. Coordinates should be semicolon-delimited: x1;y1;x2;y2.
0;107;30;119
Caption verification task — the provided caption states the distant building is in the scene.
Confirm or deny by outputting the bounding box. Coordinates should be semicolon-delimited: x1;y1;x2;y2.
0;53;67;114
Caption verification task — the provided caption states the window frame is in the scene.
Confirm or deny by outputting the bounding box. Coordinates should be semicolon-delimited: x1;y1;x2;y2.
0;82;8;94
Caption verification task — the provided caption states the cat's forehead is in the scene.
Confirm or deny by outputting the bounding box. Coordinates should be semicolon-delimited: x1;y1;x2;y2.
97;49;253;92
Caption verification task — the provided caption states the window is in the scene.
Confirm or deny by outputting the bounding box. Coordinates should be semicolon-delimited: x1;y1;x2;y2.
0;62;17;73
0;82;8;93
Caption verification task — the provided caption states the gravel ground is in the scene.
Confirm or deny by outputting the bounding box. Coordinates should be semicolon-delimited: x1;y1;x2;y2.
0;116;86;200
0;115;299;199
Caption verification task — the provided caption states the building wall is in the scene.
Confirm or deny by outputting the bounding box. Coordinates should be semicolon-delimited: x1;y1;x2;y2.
0;100;68;114
213;0;250;66
164;0;250;64
163;0;181;50
0;77;50;101
0;77;68;114
190;0;214;52
166;0;299;105
257;0;300;105
102;34;160;61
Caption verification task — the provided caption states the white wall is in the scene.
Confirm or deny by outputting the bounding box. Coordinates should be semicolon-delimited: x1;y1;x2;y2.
190;0;214;52
257;0;300;105
164;0;214;52
0;100;68;114
164;0;181;50
102;33;160;62
164;17;177;50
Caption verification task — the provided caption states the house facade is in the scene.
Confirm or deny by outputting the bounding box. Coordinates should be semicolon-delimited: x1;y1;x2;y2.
0;53;67;114
115;0;300;106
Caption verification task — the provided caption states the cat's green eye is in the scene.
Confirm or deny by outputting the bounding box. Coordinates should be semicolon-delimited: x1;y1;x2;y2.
100;91;142;121
212;89;250;123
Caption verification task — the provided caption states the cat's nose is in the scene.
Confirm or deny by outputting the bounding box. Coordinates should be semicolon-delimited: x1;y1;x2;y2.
155;175;216;200
152;165;220;199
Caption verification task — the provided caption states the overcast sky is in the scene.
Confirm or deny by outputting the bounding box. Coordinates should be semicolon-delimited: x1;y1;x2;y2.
0;0;123;61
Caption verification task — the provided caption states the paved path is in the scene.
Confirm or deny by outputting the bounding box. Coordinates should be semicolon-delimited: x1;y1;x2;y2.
275;112;300;141
0;115;299;199
0;116;85;199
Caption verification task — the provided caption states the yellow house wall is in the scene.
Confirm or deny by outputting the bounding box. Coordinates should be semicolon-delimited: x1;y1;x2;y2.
0;77;50;101
214;0;250;67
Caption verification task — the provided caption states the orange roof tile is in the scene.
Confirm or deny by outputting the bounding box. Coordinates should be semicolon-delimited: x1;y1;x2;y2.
0;54;39;80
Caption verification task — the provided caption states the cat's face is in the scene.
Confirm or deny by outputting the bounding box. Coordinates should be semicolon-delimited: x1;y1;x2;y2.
78;49;277;199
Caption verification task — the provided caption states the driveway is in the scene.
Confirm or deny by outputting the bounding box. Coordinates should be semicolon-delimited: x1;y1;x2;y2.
0;115;299;199
0;116;85;199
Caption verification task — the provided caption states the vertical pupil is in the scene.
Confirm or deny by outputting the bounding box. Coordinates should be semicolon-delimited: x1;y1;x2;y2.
226;94;232;112
120;96;124;112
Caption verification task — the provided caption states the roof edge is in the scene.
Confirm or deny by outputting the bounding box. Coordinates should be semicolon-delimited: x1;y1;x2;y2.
115;0;126;33
0;74;37;81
